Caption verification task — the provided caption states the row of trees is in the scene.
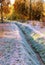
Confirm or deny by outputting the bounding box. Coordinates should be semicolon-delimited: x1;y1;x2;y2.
12;0;43;21
0;0;44;22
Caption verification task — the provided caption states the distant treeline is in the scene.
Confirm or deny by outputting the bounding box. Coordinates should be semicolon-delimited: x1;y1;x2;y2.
0;0;44;21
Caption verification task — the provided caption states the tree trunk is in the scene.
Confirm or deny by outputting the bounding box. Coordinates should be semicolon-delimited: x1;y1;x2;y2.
29;0;31;20
1;3;3;23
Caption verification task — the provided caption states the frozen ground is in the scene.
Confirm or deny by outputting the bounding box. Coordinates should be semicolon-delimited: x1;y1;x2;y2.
15;22;45;65
0;23;42;65
27;21;45;35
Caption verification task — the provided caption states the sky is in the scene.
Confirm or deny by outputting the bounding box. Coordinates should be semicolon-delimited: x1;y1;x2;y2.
10;0;45;4
44;0;45;1
10;0;15;4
